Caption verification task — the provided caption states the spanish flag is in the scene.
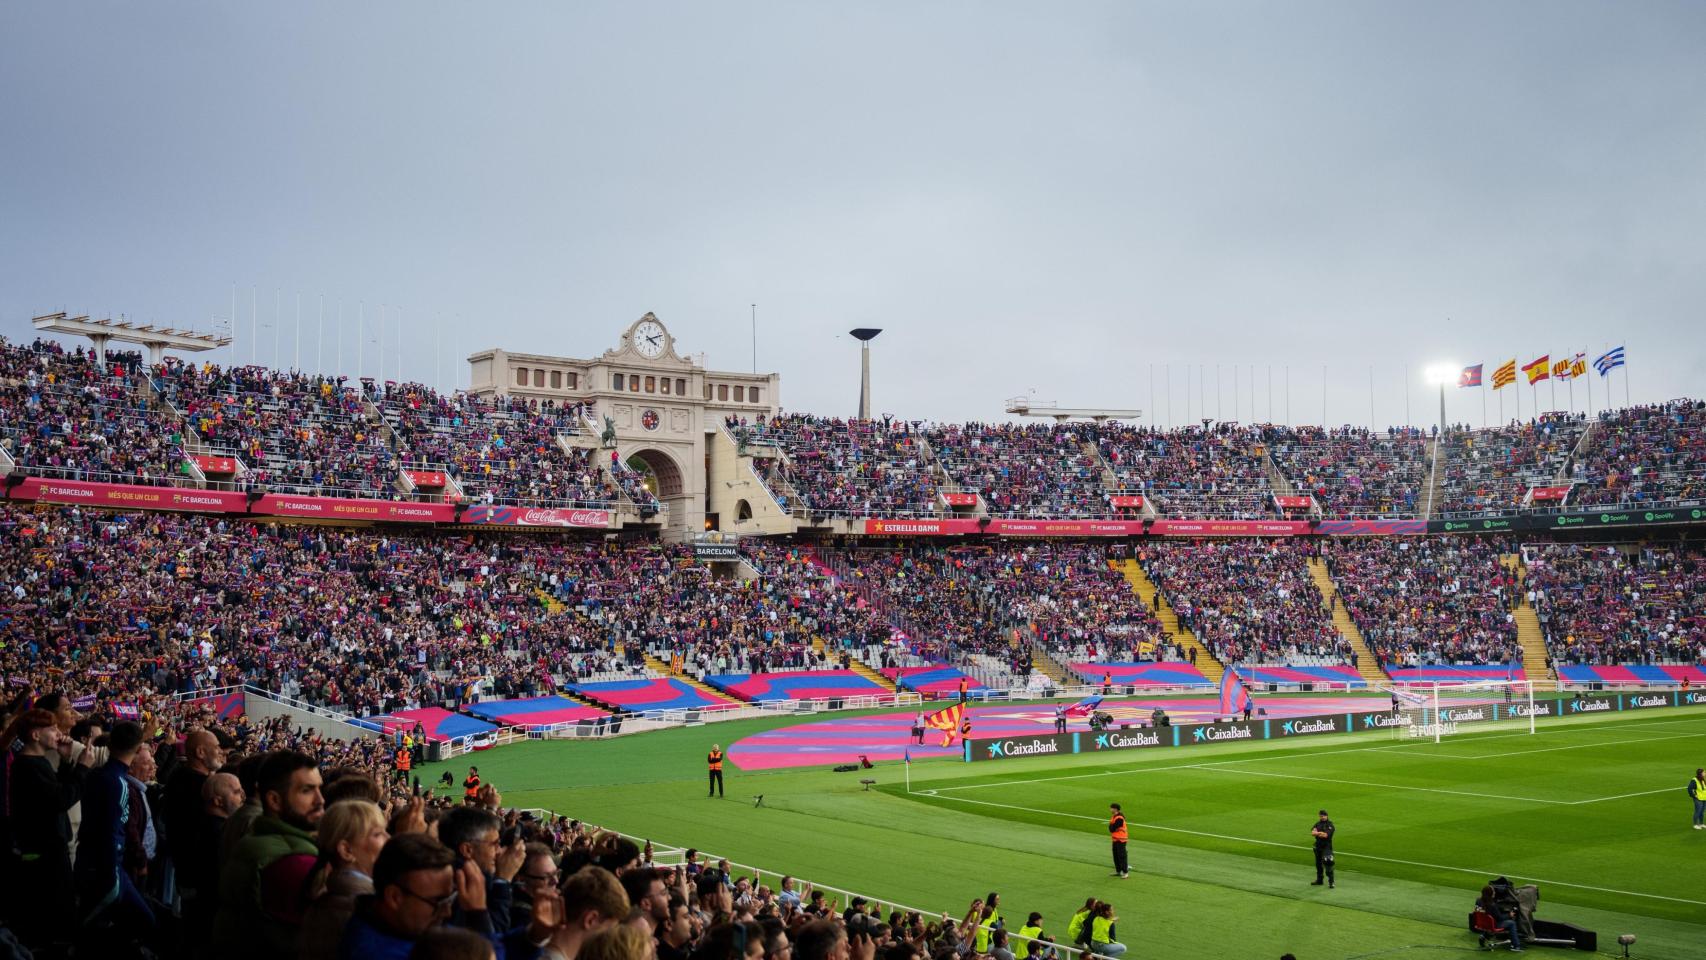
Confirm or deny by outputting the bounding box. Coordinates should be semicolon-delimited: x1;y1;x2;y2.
1491;360;1517;390
1522;355;1551;385
923;703;965;746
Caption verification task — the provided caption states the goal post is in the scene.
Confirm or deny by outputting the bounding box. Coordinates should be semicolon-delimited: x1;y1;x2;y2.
1387;679;1537;743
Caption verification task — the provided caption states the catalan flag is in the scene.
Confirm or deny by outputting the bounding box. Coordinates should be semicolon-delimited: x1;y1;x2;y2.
1594;346;1625;377
1522;355;1551;385
1491;360;1517;389
1458;364;1483;388
923;702;965;746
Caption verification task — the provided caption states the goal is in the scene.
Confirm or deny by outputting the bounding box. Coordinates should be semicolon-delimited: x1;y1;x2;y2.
1386;680;1537;743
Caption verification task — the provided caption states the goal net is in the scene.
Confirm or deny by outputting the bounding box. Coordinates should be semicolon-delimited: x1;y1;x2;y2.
1386;680;1537;743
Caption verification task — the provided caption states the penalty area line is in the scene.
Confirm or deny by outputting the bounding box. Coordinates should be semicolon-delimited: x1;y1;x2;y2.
915;791;1706;907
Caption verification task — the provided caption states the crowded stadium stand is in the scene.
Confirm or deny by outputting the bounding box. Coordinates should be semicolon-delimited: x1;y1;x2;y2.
1435;414;1587;515
927;421;1110;517
1095;422;1277;519
1565;400;1706;508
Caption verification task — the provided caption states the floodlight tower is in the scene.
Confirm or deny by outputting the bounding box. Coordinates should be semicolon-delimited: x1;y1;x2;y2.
1424;363;1459;433
851;328;882;420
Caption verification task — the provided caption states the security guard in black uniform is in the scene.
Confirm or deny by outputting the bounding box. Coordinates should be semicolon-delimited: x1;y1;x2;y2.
1310;809;1335;888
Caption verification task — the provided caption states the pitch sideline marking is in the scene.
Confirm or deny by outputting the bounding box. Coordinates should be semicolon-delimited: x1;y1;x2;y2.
917;791;1706;907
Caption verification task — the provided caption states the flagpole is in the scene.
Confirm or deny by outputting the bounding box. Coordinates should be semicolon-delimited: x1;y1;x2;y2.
1624;357;1630;409
1481;382;1487;429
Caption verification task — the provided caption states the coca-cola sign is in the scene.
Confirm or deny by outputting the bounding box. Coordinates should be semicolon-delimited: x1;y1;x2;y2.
462;505;612;528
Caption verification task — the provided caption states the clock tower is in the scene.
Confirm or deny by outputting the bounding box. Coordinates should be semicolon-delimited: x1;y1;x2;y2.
465;312;782;539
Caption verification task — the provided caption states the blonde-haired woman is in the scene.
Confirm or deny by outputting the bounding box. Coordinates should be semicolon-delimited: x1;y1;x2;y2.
299;799;390;958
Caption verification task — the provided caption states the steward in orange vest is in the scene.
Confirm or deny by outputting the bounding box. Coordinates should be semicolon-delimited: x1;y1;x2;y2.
1109;802;1129;878
463;767;481;804
395;745;412;782
707;745;725;798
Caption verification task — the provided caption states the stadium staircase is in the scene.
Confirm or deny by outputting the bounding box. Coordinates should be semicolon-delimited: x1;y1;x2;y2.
1502;554;1558;687
1114;559;1225;684
1027;640;1076;686
1304;558;1391;687
844;655;896;692
1421;436;1446;519
640;651;731;700
533;588;565;615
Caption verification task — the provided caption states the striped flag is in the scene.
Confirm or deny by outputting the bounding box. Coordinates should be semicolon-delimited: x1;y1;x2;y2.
1522;355;1551;384
923;702;965;746
1594;346;1626;377
1552;358;1573;381
1218;668;1251;717
1491;360;1517;389
1458;364;1483;388
1569;353;1587;378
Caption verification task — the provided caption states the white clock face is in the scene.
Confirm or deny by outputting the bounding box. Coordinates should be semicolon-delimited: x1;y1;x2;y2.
633;321;666;359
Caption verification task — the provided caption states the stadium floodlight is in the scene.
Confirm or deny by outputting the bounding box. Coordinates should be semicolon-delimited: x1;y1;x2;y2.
850;329;883;419
1423;362;1459;432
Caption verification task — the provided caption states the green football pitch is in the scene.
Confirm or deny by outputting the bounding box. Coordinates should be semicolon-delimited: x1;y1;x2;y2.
421;700;1706;959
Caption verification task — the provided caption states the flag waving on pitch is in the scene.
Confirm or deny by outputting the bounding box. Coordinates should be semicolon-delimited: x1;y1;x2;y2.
1064;694;1104;718
1218;668;1251;717
923;702;965;746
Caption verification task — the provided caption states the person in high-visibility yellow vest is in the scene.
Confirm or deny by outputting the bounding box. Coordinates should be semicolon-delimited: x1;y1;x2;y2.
707;744;725;798
1016;911;1046;959
972;891;1001;954
1088;902;1126;957
1067;898;1094;947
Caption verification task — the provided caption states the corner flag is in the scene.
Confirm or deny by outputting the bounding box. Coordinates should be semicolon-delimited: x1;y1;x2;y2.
1218;668;1251;717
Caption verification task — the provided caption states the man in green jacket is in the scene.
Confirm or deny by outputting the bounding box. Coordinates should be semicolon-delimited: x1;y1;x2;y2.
212;750;325;958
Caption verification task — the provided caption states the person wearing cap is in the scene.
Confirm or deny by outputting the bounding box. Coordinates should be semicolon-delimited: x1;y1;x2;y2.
1310;810;1335;888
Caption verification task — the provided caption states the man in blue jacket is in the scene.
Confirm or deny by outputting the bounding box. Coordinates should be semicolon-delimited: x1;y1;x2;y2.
74;721;154;952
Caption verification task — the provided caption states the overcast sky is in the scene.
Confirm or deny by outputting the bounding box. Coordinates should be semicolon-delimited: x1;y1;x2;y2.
3;1;1702;429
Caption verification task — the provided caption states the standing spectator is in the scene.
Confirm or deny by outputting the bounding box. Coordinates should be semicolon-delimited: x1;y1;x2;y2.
1;708;93;949
74;720;154;951
340;833;480;959
440;805;526;936
540;866;629;960
300;799;391;959
166;728;224;938
213;750;326;958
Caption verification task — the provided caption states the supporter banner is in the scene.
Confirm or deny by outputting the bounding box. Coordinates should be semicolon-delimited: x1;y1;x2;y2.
257;493;455;524
941;492;978;507
693;542;741;560
863;518;982;536
193;455;239;475
1317;519;1428;536
461;505;613;528
8;477;247;514
406;470;448;488
1149;520;1313;536
1529;485;1571;502
985;519;1146;537
1274;495;1313;509
1108;495;1145;509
